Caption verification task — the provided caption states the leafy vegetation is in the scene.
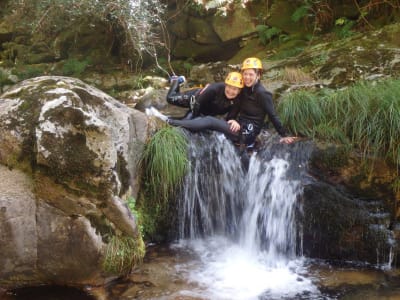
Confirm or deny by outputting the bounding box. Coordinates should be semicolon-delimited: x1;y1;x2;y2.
62;58;90;76
6;0;166;67
278;78;400;167
334;17;355;39
256;25;282;45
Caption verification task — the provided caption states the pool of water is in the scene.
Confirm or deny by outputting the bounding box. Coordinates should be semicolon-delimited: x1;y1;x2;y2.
3;241;400;300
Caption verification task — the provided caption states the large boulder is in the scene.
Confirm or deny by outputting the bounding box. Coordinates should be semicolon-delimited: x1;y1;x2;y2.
0;76;148;289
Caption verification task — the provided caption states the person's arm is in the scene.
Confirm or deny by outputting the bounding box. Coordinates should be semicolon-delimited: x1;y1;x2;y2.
259;91;287;137
259;91;297;144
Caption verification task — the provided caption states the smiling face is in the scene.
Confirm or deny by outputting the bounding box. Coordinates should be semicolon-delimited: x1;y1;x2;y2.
242;69;260;87
224;84;241;99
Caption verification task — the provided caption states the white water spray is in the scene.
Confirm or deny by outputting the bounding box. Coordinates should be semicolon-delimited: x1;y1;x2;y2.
176;133;318;299
239;156;301;265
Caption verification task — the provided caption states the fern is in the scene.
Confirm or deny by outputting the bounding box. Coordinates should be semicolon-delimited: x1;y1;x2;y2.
291;4;311;22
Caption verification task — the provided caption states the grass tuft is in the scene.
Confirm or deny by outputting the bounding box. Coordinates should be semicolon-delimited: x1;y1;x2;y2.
103;235;145;276
278;78;400;167
140;126;188;205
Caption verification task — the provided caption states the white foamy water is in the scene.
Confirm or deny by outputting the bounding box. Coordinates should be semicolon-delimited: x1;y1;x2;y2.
173;237;318;300
175;134;319;299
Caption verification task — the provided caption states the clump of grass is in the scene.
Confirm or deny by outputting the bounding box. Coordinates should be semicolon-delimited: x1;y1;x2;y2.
278;78;400;167
136;126;188;241
103;234;145;276
140;126;188;204
279;89;325;137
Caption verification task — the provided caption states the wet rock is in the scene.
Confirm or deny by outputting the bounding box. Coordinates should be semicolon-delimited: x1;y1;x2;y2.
0;76;148;289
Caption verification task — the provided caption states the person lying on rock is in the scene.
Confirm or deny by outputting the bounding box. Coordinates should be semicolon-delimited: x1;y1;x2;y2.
147;60;296;150
165;71;243;119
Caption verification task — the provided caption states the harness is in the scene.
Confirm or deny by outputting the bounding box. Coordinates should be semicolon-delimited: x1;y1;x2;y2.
237;121;259;152
188;84;208;116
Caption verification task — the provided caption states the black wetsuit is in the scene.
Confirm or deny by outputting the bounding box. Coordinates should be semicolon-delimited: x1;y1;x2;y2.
167;82;236;118
168;81;287;147
227;80;287;144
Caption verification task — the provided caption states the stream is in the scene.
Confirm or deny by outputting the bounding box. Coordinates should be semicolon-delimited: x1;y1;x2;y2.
4;132;400;300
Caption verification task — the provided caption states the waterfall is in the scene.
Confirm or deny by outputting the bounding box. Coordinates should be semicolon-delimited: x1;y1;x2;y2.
175;132;317;299
239;156;302;265
178;133;245;239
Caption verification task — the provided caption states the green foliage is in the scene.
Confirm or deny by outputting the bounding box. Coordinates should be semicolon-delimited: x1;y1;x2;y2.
62;58;90;76
291;4;311;22
183;60;193;77
103;234;145;276
126;196;144;236
334;17;355;39
133;75;146;90
125;196;157;241
140;127;188;204
278;90;325;137
13;65;46;80
256;25;282;45
278;78;400;167
8;0;166;66
0;69;13;91
137;127;188;241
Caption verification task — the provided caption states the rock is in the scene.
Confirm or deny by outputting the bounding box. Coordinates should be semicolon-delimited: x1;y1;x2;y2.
0;76;148;289
212;5;256;42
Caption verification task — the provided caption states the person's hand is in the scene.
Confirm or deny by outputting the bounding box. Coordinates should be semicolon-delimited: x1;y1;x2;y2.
227;120;240;132
279;136;297;144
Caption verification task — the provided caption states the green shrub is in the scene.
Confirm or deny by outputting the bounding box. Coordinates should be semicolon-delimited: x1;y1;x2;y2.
256;25;282;45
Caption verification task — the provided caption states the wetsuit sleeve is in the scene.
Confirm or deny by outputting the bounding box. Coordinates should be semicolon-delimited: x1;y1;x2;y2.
258;91;287;136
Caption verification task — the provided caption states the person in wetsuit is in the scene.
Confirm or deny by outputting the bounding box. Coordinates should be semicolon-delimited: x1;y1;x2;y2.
149;61;295;148
227;57;296;146
166;72;242;119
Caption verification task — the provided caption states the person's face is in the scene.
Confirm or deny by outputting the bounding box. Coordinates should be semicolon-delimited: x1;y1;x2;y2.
224;84;241;99
242;69;259;87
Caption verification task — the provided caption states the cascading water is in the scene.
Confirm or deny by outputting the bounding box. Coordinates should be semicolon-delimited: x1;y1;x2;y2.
174;132;319;300
238;156;300;264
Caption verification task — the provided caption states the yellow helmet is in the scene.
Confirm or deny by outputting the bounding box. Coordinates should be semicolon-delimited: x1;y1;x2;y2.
225;72;244;88
241;57;263;70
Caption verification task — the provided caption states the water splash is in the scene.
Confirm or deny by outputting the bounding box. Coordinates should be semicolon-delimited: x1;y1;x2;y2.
176;132;318;299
